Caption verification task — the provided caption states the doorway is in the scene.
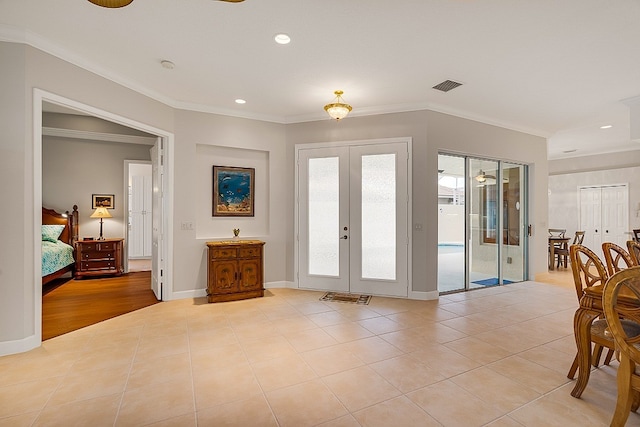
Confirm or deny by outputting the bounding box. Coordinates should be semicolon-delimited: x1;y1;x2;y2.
437;153;528;293
295;139;411;297
34;89;173;343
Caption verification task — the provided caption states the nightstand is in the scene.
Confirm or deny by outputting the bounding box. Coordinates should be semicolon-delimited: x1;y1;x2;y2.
75;238;124;279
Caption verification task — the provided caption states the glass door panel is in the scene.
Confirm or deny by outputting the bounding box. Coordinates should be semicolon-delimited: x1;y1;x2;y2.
437;154;465;293
469;158;499;290
502;162;526;283
361;154;397;280
308;157;340;276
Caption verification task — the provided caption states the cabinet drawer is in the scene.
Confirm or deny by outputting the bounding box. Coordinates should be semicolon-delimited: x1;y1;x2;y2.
81;260;117;270
80;242;117;252
82;251;114;260
239;247;261;258
96;242;117;251
211;248;237;259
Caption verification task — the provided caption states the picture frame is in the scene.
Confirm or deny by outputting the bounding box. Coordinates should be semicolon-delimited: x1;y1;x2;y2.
92;194;115;209
213;166;255;217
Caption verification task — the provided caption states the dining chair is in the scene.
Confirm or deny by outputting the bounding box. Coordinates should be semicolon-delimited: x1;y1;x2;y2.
603;242;634;277
554;230;585;269
549;228;568;268
548;228;566;238
633;229;640;243
628;240;640;266
567;244;616;379
602;266;640;427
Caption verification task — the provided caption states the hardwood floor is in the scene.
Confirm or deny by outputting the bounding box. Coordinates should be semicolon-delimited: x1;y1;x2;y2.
42;271;160;341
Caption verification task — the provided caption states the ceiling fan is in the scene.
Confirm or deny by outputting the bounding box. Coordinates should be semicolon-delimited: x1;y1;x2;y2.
88;0;244;8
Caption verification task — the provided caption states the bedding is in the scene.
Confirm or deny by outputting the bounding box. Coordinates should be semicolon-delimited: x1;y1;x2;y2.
41;205;78;284
42;240;74;277
42;224;65;242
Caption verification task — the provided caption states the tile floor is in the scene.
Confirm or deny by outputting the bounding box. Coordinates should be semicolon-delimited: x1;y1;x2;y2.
1;280;638;426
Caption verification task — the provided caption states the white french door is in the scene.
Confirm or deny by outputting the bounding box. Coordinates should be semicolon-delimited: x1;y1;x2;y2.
297;140;409;297
150;141;163;300
580;184;628;258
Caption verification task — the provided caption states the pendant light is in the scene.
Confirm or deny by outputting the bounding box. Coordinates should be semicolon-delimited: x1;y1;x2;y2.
324;90;352;121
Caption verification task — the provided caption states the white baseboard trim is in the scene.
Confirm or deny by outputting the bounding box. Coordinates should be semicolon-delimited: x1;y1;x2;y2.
0;334;40;357
169;289;207;300
265;281;296;289
408;290;439;300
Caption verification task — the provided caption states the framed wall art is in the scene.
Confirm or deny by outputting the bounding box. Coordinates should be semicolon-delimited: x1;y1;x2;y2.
92;194;115;209
212;166;255;217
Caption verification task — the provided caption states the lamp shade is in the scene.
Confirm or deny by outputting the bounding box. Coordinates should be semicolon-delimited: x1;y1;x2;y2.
324;90;352;121
90;207;112;219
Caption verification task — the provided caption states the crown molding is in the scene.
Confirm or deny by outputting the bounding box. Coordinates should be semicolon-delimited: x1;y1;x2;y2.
0;23;550;137
43;127;156;145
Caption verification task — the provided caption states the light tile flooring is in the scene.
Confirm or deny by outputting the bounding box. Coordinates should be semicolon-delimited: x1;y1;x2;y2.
2;279;639;426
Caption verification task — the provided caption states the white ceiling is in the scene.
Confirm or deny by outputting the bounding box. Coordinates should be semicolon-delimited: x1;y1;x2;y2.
3;0;640;160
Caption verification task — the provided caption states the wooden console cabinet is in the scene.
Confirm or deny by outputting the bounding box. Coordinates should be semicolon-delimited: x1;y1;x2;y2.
75;238;124;279
206;240;265;303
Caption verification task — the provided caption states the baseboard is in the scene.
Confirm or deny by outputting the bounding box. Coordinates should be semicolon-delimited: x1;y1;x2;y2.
169;289;207;300
408;290;439;300
0;334;40;357
265;281;296;289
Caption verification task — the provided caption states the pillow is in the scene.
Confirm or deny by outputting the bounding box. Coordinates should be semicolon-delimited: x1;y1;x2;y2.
42;225;65;242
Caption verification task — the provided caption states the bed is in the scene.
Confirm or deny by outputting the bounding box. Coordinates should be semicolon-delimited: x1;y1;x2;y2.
42;205;79;285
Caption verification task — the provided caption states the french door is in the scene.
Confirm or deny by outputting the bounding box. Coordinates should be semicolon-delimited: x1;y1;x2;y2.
579;185;628;259
297;140;410;297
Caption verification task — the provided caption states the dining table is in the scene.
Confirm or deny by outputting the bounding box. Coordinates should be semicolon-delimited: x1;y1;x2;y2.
549;236;570;270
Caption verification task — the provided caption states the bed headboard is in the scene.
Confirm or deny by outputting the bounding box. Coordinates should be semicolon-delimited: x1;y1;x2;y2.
42;205;79;245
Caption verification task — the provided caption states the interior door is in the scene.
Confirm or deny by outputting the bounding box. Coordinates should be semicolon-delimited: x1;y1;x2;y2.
580;187;602;256
601;185;629;248
298;142;409;297
150;142;163;300
130;171;152;258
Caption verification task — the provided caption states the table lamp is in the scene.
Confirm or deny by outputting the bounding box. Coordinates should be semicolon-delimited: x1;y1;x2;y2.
90;207;112;240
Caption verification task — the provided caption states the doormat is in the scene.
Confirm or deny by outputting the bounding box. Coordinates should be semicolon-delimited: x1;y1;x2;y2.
472;278;514;286
319;292;372;305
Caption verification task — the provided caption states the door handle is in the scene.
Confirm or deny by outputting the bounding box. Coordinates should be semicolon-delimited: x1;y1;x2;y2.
340;235;348;240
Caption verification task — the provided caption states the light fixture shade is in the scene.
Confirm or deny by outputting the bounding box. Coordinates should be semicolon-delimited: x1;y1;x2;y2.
324;90;352;121
87;0;134;8
90;207;113;219
475;170;486;182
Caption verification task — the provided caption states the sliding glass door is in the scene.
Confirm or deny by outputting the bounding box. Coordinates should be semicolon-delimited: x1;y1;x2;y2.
438;154;527;293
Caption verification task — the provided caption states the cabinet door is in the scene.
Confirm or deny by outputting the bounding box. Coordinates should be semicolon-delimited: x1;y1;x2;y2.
210;260;239;294
238;258;262;291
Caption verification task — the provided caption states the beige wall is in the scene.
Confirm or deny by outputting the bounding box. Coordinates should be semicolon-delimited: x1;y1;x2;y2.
0;40;548;354
172;110;287;296
42;137;152;238
0;42;27;342
285;111;548;295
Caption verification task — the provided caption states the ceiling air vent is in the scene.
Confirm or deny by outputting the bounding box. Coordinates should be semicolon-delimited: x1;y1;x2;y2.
432;80;463;92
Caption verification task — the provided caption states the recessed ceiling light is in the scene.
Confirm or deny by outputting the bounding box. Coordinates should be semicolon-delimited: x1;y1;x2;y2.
235;99;246;104
160;60;175;69
600;125;613;129
274;33;291;45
